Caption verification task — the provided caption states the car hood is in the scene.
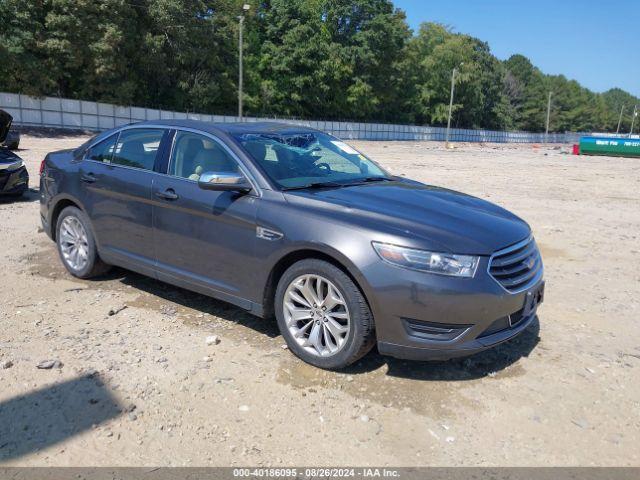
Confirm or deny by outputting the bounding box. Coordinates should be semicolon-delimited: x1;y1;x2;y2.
0;146;22;164
285;180;531;255
0;109;12;143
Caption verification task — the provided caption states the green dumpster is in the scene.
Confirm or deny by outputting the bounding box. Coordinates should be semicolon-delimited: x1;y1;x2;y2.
579;136;640;157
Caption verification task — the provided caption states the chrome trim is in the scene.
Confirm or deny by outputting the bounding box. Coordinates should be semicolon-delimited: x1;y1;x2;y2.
419;326;471;343
0;160;23;171
256;226;283;241
492;235;533;257
487;235;544;294
446;326;470;343
81;124;261;195
447;327;470;342
83;159;168;177
199;172;246;185
84;124;170;151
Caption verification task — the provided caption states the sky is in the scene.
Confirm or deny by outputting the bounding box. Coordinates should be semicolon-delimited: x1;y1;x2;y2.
393;0;640;97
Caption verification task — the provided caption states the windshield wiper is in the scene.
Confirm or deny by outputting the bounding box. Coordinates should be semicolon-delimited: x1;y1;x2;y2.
281;180;347;191
345;176;394;185
282;177;393;191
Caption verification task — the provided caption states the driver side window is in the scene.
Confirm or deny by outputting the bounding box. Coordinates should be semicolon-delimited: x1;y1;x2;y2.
169;131;239;181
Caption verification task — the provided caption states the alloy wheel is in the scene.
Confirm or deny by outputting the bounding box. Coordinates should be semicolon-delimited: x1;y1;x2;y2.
59;216;89;271
283;274;351;357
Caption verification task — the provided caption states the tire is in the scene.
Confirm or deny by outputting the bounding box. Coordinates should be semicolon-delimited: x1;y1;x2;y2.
275;259;375;370
56;206;110;279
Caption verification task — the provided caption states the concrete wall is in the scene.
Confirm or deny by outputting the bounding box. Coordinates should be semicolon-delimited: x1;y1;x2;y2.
0;92;580;144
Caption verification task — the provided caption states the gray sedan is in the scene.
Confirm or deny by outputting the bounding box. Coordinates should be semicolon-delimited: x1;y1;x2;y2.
40;121;544;369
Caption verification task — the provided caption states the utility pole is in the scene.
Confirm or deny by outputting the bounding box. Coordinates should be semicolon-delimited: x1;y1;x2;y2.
445;63;463;148
545;91;552;136
630;105;638;137
616;104;625;134
237;4;251;121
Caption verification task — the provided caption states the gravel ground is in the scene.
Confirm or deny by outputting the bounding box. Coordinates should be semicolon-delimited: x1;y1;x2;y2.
0;134;639;466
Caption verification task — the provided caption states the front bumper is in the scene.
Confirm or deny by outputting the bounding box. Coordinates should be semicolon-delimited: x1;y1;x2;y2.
0;165;28;195
362;256;544;361
378;307;538;360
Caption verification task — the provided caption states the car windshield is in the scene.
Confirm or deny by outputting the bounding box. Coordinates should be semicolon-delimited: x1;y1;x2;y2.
234;132;389;189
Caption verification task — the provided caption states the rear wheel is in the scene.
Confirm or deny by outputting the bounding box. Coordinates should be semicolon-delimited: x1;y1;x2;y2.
56;206;110;278
275;259;375;369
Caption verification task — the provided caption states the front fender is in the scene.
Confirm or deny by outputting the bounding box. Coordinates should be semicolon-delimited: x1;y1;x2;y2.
254;195;383;319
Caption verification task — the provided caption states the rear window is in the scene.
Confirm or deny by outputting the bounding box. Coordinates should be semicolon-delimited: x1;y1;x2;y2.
85;134;117;163
111;129;164;171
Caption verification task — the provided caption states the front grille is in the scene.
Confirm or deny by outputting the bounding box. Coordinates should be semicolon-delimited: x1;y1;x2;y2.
489;237;542;293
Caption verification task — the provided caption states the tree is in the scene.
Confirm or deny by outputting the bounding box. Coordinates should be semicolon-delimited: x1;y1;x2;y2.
0;0;55;96
405;23;511;129
135;0;239;112
0;2;637;132
249;0;410;121
503;54;548;131
602;88;639;133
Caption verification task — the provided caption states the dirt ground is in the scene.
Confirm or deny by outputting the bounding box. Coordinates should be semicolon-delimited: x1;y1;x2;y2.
1;133;639;467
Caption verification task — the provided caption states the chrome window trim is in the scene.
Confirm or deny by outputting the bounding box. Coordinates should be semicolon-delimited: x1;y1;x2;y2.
83;124;261;195
84;159;170;177
487;235;544;294
83;127;166;172
84;124;170;151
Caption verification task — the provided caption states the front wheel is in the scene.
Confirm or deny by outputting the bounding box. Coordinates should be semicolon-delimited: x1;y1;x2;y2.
56;206;110;279
275;259;375;370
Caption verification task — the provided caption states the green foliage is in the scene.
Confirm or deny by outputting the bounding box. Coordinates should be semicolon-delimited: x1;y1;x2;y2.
405;23;511;129
601;88;639;133
250;0;411;121
0;0;637;132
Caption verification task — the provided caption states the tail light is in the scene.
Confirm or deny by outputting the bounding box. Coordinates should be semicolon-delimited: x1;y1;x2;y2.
39;159;46;175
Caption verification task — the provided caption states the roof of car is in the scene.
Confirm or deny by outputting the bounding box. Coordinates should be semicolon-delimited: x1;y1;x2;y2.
133;119;320;136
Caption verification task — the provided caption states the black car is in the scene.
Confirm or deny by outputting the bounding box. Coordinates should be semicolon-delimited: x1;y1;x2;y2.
41;121;544;369
0;110;28;196
2;130;20;150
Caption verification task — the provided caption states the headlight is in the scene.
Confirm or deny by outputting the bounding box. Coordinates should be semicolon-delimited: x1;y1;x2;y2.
372;242;480;277
6;160;24;171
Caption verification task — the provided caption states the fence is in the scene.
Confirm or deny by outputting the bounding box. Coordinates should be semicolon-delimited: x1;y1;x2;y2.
0;92;579;144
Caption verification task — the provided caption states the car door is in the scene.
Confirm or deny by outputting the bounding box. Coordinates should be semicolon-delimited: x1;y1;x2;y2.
152;129;259;309
79;127;168;276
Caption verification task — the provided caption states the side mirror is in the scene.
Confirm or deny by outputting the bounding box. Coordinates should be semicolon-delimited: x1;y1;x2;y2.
198;171;251;193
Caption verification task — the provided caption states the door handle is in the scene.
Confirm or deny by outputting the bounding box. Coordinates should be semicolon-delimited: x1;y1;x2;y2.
155;189;179;200
81;173;96;183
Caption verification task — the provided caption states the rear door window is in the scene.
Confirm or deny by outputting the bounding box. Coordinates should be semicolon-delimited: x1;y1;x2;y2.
85;134;117;163
112;128;164;171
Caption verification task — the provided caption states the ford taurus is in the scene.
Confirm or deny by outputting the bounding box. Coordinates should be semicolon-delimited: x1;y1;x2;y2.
40;121;544;369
